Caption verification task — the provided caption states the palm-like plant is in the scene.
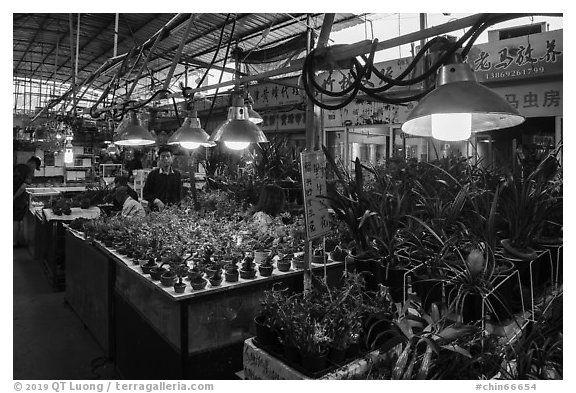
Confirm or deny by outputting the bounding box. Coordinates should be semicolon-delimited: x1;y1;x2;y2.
500;152;561;252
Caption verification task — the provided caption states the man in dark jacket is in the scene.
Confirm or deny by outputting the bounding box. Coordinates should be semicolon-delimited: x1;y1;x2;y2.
13;156;41;246
143;146;182;211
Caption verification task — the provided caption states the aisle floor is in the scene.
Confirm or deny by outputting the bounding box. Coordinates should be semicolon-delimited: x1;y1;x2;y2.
13;247;117;380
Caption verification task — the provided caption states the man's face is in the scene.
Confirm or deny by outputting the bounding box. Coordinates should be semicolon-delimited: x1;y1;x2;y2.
158;152;173;170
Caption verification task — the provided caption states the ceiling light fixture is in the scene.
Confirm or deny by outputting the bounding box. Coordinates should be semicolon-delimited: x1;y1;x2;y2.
115;111;156;146
245;92;263;124
210;93;268;150
64;140;74;164
168;109;213;150
402;52;525;141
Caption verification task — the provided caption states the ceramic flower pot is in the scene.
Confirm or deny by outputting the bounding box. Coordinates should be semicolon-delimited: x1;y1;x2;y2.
187;271;202;282
149;267;167;281
258;265;274;277
160;272;177;287
173;282;186;294
277;260;291;272
239;269;256;279
312;253;327;264
225;270;239;282
141;262;157;274
191;279;208;290
292;257;305;270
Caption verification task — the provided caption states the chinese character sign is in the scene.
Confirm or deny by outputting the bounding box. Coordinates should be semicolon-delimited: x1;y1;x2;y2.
300;151;331;240
466;30;562;83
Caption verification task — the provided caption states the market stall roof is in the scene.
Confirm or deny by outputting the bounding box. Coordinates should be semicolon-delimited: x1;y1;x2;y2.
13;13;367;95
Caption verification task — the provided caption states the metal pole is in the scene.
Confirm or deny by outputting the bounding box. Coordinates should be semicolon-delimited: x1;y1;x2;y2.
162;14;198;92
69;14;76;113
303;14;314;293
114;13;119;57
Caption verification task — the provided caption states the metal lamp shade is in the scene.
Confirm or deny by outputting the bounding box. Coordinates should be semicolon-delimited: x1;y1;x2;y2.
168;115;212;148
209;97;268;145
402;63;525;139
247;104;263;124
115;112;156;146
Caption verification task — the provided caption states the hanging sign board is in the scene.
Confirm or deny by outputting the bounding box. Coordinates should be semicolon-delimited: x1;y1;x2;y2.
300;151;331;240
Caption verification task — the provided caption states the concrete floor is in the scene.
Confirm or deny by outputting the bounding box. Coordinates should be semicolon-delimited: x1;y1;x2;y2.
13;247;117;380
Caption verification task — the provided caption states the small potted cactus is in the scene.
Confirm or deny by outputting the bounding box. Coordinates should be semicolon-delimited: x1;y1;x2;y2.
240;254;257;279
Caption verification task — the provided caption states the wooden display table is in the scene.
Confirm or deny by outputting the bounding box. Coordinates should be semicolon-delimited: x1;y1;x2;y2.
63;230;346;379
41;207;101;289
65;230;115;357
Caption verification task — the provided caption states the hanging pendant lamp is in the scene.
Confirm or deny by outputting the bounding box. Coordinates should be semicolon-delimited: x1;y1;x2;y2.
64;140;74;164
402;54;525;141
245;92;263;124
115;111;156;146
247;103;264;125
168;109;213;149
209;93;268;150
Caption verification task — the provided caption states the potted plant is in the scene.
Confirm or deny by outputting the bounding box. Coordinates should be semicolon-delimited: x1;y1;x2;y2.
444;244;517;324
149;263;167;281
253;239;271;264
328;244;347;262
500;154;561;261
160;269;177;287
141;257;157;274
312;247;326;264
291;253;305;270
258;253;275;277
173;264;188;294
240;255;257;279
276;252;292;272
208;267;223;287
224;257;240;282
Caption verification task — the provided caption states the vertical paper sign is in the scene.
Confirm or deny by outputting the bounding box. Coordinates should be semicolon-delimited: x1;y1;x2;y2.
300;151;331;240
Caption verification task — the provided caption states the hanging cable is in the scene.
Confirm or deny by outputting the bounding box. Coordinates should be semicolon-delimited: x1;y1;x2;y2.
299;13;497;110
203;17;236;129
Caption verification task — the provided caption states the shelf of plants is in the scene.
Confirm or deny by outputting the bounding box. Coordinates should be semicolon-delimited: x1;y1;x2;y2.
243;150;563;380
64;197;347;379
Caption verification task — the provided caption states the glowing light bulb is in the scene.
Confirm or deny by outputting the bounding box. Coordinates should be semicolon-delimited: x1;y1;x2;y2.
180;142;201;149
431;113;472;141
64;141;74;164
224;141;250;150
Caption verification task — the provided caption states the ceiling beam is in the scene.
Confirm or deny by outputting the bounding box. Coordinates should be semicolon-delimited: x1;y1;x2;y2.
13;15;50;73
50;13;162;83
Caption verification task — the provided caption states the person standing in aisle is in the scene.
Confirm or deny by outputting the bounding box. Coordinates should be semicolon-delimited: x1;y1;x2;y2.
115;186;145;218
143;146;182;211
13;156;41;246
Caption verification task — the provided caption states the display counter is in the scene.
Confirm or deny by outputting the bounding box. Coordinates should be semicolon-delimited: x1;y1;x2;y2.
23;205;100;290
65;229;114;357
63;228;346;379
